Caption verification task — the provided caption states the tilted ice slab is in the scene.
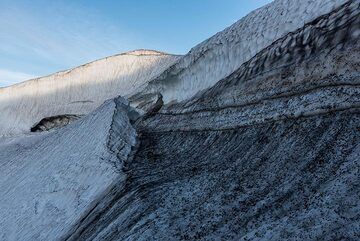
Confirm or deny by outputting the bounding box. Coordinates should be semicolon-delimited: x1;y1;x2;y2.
132;0;347;105
0;50;180;136
0;96;137;240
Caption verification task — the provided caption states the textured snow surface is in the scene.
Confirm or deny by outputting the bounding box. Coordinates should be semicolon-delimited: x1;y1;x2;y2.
0;0;359;240
0;97;137;240
0;50;179;136
68;2;360;240
133;0;347;105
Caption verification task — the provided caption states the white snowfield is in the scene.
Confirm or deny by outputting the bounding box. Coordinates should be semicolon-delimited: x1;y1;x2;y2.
0;97;137;240
0;50;180;136
138;0;347;104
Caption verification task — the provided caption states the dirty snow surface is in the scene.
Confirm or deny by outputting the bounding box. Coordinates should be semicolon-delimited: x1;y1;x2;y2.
0;0;359;240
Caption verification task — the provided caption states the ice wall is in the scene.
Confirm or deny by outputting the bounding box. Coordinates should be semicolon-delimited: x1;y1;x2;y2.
0;50;180;136
134;0;347;105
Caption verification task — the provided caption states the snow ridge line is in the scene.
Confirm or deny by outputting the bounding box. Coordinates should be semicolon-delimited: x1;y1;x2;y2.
105;97;139;172
168;0;360;114
139;1;360;133
137;0;348;104
62;98;140;240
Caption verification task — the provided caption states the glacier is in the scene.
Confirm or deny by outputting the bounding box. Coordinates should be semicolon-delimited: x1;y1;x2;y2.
0;50;180;136
0;0;359;240
130;0;347;106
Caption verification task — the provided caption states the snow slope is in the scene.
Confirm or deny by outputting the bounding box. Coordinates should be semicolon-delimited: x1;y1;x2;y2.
72;2;359;239
0;50;179;136
131;0;347;105
0;97;137;240
0;0;358;240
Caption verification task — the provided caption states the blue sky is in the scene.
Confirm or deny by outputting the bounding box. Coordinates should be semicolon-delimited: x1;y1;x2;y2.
0;0;272;87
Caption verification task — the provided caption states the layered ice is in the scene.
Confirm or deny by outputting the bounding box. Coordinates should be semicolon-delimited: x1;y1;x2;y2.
132;0;347;105
72;2;359;239
0;0;358;240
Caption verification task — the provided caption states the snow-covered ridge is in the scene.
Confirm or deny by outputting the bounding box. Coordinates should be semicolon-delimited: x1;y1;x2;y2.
132;0;347;105
140;0;360;132
0;49;180;136
0;97;137;240
123;49;171;56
